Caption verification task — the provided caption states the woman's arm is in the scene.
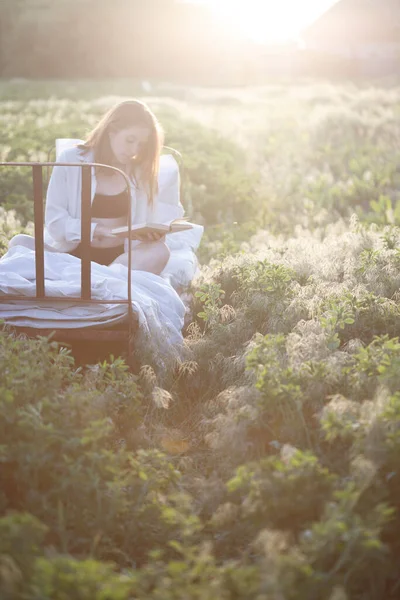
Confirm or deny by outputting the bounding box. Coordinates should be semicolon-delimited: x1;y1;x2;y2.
45;148;97;244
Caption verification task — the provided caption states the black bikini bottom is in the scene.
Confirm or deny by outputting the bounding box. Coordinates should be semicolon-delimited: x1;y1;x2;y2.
68;243;125;266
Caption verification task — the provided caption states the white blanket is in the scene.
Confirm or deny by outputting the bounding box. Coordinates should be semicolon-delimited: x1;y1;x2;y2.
0;242;199;369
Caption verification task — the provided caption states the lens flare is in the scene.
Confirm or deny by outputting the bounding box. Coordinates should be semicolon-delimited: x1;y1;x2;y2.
198;0;338;43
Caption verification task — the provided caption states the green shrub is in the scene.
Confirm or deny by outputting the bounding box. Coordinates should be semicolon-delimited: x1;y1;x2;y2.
227;450;336;533
274;484;394;600
343;335;400;401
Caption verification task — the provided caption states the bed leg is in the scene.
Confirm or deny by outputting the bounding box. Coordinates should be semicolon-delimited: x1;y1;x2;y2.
127;333;139;373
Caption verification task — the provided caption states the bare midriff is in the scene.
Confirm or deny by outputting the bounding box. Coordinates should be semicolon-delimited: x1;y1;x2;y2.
91;171;130;248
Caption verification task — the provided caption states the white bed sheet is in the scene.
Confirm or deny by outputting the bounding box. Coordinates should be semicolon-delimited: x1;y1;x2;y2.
0;244;199;366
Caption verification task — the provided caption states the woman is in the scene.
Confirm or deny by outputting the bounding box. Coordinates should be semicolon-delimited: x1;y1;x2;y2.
44;99;171;275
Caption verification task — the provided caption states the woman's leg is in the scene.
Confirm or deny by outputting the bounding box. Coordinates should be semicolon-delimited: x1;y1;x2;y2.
111;240;171;275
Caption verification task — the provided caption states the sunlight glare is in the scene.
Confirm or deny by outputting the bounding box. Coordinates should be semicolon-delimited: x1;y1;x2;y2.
199;0;338;43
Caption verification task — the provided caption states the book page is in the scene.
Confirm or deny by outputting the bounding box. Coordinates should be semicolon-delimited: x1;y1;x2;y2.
112;223;169;236
111;221;193;236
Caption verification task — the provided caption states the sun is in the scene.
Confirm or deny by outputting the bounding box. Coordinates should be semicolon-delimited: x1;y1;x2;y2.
196;0;338;44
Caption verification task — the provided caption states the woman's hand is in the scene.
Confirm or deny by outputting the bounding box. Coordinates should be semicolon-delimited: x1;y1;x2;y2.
135;232;166;243
93;224;116;239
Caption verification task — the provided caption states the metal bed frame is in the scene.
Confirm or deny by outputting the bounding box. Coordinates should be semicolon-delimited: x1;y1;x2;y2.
0;148;183;368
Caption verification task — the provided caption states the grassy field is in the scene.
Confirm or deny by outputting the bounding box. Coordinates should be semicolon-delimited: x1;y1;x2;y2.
2;79;400;599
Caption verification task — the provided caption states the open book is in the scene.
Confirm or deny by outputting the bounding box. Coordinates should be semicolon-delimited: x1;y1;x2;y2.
112;218;193;237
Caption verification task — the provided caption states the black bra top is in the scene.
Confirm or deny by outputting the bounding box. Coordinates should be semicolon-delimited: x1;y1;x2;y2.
91;188;130;218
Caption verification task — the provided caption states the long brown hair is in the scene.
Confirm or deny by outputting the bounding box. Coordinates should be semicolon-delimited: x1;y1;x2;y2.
78;100;164;207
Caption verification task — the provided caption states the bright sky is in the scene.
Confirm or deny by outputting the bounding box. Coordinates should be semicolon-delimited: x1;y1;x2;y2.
191;0;339;43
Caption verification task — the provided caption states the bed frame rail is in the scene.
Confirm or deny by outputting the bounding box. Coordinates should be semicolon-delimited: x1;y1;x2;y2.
0;161;136;366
